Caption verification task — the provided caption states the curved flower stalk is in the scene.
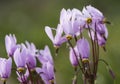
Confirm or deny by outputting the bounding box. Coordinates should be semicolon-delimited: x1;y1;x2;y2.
0;58;12;83
45;24;67;49
5;34;19;57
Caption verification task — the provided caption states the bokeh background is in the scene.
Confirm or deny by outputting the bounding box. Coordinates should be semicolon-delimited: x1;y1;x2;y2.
0;0;119;84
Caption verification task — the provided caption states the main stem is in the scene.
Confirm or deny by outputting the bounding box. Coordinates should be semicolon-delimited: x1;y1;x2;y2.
85;76;95;84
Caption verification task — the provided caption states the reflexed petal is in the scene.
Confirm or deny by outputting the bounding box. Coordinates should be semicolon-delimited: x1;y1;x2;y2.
35;67;43;75
77;38;90;59
46;62;54;80
90;31;106;46
26;54;36;69
37;54;47;64
5;35;12;54
6;58;12;77
25;41;37;56
82;7;91;18
43;46;53;64
60;8;67;24
58;36;67;45
86;5;103;18
0;58;12;78
45;26;54;42
54;24;63;43
14;48;26;68
69;47;79;66
5;34;17;57
72;8;82;16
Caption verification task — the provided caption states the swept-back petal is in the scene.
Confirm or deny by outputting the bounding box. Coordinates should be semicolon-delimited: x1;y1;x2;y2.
77;38;90;59
45;26;54;42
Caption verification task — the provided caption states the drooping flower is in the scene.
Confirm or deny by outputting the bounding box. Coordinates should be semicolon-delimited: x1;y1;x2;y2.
5;34;18;57
95;23;108;40
21;42;37;71
89;30;107;47
84;5;108;38
69;46;79;67
13;48;26;72
77;38;90;62
60;8;82;39
80;6;93;28
86;5;104;22
36;45;55;84
45;24;67;48
36;61;55;84
0;57;12;81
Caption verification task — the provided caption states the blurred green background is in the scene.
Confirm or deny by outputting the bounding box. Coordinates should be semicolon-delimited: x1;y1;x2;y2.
0;0;119;84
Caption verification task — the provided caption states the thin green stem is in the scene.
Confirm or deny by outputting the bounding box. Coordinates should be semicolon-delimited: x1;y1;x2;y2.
88;26;96;74
94;23;100;77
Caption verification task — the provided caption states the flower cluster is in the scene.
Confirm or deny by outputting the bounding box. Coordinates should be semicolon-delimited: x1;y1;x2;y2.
0;34;55;84
45;5;114;84
45;5;108;64
0;5;114;84
45;5;108;49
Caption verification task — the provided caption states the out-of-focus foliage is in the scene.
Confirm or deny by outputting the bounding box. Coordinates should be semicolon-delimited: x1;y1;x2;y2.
0;0;120;84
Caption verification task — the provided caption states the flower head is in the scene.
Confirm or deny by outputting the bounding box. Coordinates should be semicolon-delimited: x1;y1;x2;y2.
5;34;18;57
60;8;82;39
45;24;67;48
36;45;55;84
86;5;104;21
13;48;26;72
21;42;37;70
36;61;55;84
0;58;12;81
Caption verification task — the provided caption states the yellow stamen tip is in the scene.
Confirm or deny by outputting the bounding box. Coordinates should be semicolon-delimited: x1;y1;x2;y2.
1;78;7;82
82;58;89;63
17;67;25;72
54;45;59;49
86;18;92;24
49;79;54;84
30;68;35;72
66;35;72;40
103;18;106;23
